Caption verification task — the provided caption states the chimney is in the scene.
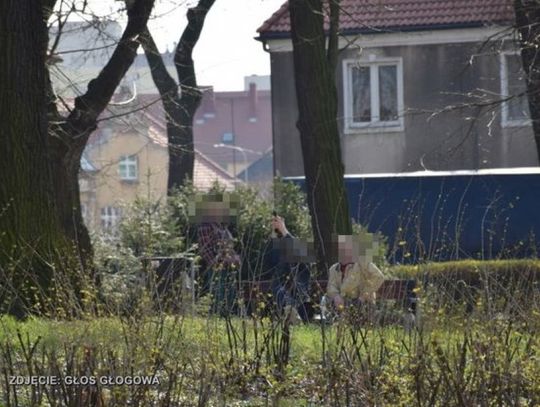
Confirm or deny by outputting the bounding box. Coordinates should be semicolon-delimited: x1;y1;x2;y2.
248;82;258;122
202;86;216;118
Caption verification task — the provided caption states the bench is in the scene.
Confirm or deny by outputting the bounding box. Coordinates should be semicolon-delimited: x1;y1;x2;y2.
241;278;418;321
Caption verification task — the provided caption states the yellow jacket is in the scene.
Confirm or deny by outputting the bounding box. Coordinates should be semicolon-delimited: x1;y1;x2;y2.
327;261;385;302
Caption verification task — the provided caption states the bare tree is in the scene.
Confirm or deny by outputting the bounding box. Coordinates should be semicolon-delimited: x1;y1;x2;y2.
140;0;216;192
0;0;154;316
46;0;154;271
288;0;352;271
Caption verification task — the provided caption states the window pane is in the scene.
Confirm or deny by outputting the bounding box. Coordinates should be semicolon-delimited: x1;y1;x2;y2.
222;132;234;143
379;65;398;121
352;66;371;122
119;155;137;179
506;54;529;121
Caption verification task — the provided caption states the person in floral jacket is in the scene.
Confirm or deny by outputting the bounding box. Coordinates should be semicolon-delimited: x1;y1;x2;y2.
326;234;385;315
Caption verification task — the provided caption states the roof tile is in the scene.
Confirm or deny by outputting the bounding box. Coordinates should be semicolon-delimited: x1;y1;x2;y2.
257;0;514;37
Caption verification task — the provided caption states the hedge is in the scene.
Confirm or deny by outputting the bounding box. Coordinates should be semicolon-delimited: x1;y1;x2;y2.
390;259;540;313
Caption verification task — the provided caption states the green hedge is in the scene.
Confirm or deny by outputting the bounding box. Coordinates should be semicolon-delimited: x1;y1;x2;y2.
392;259;540;282
390;259;540;313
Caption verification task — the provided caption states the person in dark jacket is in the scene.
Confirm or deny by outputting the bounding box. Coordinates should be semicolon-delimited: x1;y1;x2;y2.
265;214;312;322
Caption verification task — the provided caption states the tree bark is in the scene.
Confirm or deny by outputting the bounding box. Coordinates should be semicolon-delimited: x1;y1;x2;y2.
289;0;352;272
0;0;61;316
140;0;215;193
514;0;540;162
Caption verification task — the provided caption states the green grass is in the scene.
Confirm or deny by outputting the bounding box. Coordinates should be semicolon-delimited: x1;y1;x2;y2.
2;258;540;405
1;311;538;406
0;315;425;365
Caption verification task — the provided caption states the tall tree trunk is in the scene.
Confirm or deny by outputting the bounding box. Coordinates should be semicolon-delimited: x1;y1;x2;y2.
43;2;93;278
140;0;215;193
289;0;351;272
0;0;62;316
0;0;154;317
514;0;540;162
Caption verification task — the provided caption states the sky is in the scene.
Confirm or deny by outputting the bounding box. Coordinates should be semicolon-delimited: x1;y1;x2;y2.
85;0;286;91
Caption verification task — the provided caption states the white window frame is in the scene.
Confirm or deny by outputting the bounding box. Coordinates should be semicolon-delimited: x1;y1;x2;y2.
500;51;530;128
100;206;121;231
343;57;404;133
81;203;88;223
118;154;138;181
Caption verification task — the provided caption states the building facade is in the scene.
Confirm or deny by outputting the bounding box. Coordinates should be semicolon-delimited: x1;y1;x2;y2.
50;20;273;233
81;113;238;232
257;0;538;177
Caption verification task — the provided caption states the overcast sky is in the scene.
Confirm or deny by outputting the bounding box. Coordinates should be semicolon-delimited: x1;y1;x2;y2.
87;0;285;91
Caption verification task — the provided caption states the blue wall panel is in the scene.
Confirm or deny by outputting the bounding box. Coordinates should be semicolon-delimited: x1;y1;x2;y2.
288;172;540;263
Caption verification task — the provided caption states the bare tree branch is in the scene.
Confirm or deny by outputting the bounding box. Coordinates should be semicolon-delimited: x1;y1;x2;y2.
45;0;155;275
140;0;215;191
67;0;155;135
140;27;179;105
174;0;215;104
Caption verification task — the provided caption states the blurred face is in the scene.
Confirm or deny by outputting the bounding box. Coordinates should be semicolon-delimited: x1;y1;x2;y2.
337;235;356;264
272;238;315;263
198;202;230;223
188;193;239;224
335;234;379;264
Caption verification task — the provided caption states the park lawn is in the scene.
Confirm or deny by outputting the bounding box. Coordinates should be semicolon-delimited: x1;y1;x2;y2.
1;312;538;406
0;315;326;364
2;256;540;405
0;314;447;364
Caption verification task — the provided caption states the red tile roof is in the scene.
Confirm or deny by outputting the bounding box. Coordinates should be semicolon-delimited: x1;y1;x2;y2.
138;89;272;173
194;150;239;191
148;124;240;191
257;0;514;38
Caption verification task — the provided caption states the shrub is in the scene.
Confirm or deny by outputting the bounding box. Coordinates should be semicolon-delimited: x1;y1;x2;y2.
118;195;184;258
352;221;389;268
92;235;145;314
92;178;388;309
391;259;540;316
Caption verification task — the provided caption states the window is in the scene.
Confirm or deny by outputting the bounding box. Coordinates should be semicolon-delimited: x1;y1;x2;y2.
222;132;234;144
81;203;88;224
501;53;530;127
100;206;121;231
343;58;404;132
119;155;138;181
79;178;89;192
